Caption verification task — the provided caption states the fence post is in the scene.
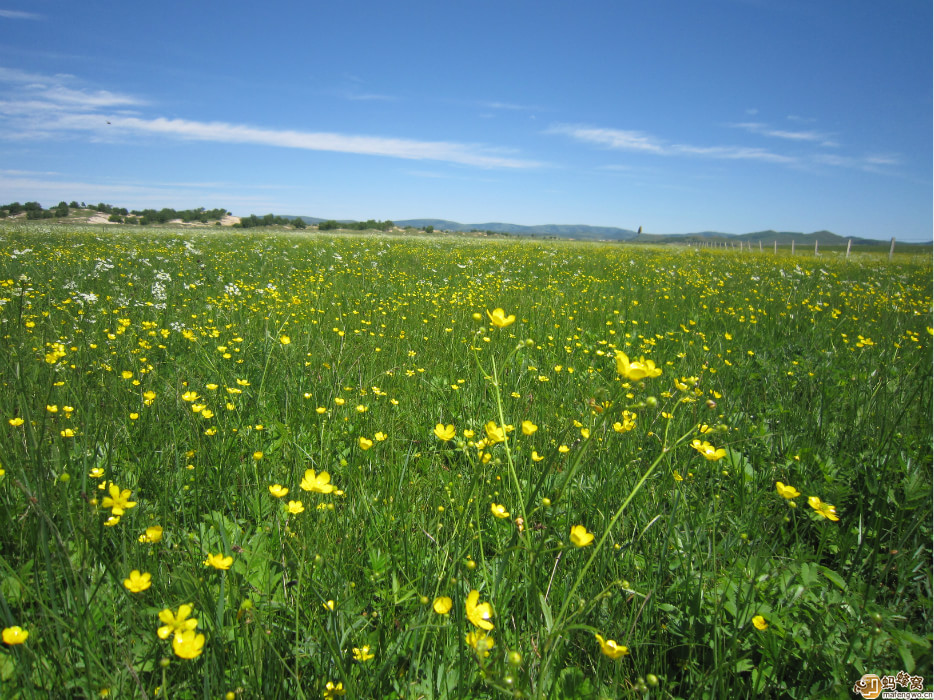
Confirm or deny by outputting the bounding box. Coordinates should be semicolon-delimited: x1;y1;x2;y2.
774;240;777;255
846;239;852;259
759;241;762;253
791;240;795;256
814;240;819;256
888;237;896;260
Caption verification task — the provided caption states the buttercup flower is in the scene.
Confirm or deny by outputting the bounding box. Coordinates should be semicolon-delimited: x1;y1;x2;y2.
434;423;456;441
486;308;516;328
432;596;453;614
279;335;290;345
2;626;28;645
158;604;198;640
204;553;233;570
172;629;205;659
691;439;727;461
300;469;335;494
352;645;375;662
269;484;289;498
139;525;163;543
101;483;137;516
358;437;374;451
123;570;152;592
466;629;495;657
287;500;305;514
531;451;545;462
484;421;506;445
8;418;24;427
615;351;662;380
323;681;345;699
808;496;840;521
465;590;494;630
490;503;510;519
595;633;629;659
775;482;800;499
570;525;594;547
752;615;769;631
521;420;538;435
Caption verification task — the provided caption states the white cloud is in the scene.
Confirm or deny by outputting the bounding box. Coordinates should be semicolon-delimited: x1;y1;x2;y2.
548;124;796;164
0;67;542;169
0;9;41;19
730;121;837;147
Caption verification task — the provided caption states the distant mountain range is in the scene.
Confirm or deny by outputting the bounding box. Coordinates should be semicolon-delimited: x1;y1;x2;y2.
292;216;925;246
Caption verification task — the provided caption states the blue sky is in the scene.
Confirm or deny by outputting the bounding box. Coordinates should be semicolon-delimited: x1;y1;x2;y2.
0;1;930;241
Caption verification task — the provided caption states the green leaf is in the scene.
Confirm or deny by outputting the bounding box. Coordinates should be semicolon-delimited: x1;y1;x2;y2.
818;566;847;590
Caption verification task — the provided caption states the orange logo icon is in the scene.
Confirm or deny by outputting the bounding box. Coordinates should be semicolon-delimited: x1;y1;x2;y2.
853;674;882;699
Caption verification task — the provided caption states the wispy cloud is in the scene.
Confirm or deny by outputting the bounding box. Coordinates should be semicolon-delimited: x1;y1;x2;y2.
548;124;796;164
0;9;41;20
730;121;837;147
0;67;542;169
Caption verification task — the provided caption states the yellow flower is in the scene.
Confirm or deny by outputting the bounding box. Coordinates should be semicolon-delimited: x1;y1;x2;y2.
615;351;662;381
432;596;453;614
466;629;495;657
121;371;133;380
570;525;594;547
352;645;374;662
172;629;205;659
280;335;290;345
752;615;768;631
2;626;28;645
46;404;58;413
287;500;305;514
323;681;345;699
673;471;684;482
374;431;387;442
531;451;545;462
465;590;494;630
595;633;629;659
138;525;163;543
60;428;75;438
484;421;506;445
580;428;590;439
253;451;263;460
101;483;137;516
300;469;335;494
157;604;198;640
521;420;538;435
775;482;800;499
691;439;727;461
358;437;374;451
181;391;199;402
123;570;152;592
334;397;345;406
486;308;516;328
808;496;840;521
490;503;510;519
8;417;24;426
558;445;569;453
204;553;233;570
434;423;456;441
269;484;289;498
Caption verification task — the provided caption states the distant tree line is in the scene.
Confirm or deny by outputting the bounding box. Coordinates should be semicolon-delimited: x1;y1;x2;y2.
236;214;303;229
0;201;395;233
0;201;72;219
0;201;234;226
316;219;394;232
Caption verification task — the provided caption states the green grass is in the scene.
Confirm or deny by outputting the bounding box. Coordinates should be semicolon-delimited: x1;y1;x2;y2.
0;223;930;699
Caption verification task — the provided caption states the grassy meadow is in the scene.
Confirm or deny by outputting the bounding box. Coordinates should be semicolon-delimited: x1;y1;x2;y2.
0;223;931;699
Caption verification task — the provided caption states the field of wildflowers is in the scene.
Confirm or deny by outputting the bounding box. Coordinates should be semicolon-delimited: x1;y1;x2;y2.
0;224;931;699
